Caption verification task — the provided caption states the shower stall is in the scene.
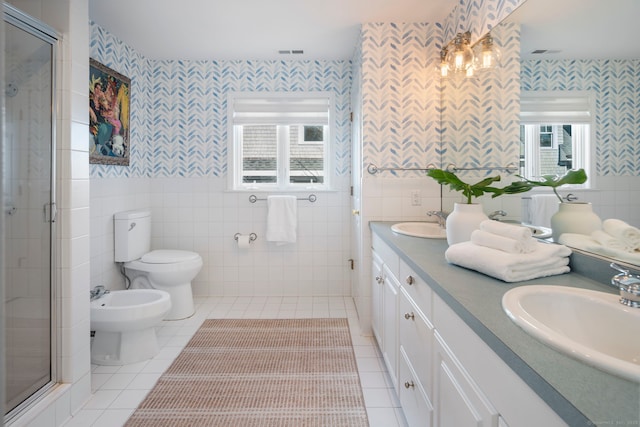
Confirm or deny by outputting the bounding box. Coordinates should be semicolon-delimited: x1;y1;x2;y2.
3;4;58;420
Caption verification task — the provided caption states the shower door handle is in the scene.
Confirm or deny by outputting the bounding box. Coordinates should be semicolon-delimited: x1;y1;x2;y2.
43;202;57;223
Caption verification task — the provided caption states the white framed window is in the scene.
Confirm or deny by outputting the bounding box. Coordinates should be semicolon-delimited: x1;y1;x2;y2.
519;91;595;189
227;92;334;191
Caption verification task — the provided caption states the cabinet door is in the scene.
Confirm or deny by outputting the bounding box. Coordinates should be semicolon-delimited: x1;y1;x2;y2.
399;348;433;427
399;288;434;397
382;263;399;389
371;251;384;346
434;332;499;427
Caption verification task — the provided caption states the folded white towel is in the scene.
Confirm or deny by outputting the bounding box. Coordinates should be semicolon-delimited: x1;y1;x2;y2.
470;229;537;254
480;220;533;241
266;195;297;245
602;219;640;250
591;230;630;252
559;233;640;265
445;241;571;282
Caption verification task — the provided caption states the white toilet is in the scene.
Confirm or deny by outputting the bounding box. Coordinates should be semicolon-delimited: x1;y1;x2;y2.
90;289;171;365
114;209;203;320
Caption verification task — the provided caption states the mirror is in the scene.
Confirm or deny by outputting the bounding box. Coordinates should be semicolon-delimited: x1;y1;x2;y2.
442;0;640;268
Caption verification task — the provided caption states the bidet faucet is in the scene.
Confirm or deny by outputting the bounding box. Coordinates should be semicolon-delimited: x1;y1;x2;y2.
427;211;447;228
488;210;507;220
90;285;110;301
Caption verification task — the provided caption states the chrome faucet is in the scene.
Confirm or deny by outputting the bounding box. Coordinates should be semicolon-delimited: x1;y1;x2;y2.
488;210;507;221
427;211;447;228
610;263;640;308
90;285;110;301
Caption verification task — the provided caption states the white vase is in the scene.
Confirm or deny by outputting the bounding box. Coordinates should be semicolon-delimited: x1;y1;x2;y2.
446;203;489;245
550;202;602;242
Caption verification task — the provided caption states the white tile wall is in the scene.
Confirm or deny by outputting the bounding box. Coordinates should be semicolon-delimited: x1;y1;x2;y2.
90;176;352;298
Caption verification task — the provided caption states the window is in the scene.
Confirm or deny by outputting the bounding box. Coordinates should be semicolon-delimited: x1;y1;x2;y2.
228;92;333;190
519;91;594;188
538;125;554;149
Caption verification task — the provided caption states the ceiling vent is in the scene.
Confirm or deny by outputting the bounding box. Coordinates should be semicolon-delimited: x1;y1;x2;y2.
531;49;561;54
278;49;304;55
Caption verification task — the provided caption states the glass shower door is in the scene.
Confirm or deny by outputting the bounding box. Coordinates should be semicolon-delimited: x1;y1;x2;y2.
3;8;56;416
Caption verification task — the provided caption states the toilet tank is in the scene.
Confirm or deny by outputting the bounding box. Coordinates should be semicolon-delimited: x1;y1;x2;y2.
114;210;151;262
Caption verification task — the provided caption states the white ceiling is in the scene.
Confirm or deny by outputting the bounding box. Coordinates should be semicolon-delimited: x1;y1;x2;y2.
506;0;640;60
88;0;457;61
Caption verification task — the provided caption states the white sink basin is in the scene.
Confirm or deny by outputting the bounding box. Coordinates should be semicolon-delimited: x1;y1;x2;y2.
502;285;640;382
391;222;447;239
501;221;552;239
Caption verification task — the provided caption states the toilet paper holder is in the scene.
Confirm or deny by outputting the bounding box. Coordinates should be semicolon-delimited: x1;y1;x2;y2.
234;233;257;242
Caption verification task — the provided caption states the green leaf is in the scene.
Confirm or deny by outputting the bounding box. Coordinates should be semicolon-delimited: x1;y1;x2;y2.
427;169;505;204
513;168;587;202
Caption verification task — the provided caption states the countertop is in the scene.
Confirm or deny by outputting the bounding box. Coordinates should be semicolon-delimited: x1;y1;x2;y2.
370;222;640;426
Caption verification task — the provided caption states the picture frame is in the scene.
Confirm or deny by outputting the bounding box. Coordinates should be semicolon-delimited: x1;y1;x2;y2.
89;58;131;166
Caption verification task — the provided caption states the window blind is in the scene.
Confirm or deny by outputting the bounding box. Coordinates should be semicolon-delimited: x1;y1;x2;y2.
520;91;593;124
231;95;330;125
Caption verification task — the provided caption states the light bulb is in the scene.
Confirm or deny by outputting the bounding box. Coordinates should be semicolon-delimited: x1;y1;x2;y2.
473;35;501;70
445;32;474;73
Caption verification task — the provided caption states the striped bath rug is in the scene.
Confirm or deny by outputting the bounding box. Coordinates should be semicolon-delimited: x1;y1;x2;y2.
125;318;369;426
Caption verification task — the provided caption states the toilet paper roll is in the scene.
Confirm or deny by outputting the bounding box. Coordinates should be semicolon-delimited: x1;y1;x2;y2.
237;235;251;249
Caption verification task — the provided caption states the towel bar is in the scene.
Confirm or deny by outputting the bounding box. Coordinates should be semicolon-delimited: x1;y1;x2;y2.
249;194;317;203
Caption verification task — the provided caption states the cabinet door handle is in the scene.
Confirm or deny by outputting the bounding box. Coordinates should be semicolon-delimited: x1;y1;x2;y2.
375;275;384;284
404;381;415;389
405;275;414;285
404;312;415;320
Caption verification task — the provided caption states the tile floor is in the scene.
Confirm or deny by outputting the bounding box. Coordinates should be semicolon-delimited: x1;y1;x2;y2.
62;296;407;427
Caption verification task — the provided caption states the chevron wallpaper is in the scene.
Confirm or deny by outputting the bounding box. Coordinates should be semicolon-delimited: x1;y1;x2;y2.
440;22;521;175
522;59;640;176
90;22;351;179
360;22;442;176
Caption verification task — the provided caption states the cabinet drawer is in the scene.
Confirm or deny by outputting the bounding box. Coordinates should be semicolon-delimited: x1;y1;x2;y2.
434;332;499;427
399;288;434;394
399;259;433;320
399;348;433;427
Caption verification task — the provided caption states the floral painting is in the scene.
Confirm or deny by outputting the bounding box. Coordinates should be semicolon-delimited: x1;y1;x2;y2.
89;59;130;165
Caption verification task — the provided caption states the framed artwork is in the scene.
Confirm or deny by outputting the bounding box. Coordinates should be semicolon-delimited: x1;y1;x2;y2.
89;58;130;165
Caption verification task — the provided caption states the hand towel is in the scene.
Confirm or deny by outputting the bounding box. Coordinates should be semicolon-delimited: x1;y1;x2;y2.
266;195;297;245
479;220;533;241
590;229;630;252
470;229;537;254
445;241;571;282
602;219;640;250
529;194;559;228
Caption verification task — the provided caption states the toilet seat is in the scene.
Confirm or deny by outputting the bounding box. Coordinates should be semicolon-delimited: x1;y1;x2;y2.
125;250;203;274
141;250;200;264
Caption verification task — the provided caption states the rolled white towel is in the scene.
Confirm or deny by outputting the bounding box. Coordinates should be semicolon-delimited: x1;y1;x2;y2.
480;220;533;241
470;229;537;254
591;229;631;252
602;219;640;250
559;233;640;265
445;241;570;282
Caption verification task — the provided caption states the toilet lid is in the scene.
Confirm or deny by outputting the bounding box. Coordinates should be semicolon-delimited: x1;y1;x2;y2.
141;250;200;264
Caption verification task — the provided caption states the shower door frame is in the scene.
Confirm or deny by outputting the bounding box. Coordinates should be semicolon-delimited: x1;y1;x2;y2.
3;4;59;422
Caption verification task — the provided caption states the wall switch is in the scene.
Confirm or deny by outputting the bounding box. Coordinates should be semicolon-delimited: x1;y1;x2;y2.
411;190;421;206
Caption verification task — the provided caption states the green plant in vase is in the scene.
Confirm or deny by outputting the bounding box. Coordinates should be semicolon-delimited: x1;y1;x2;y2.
426;168;530;244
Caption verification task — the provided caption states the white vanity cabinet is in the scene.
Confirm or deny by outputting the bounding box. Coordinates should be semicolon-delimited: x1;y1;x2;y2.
371;230;567;427
371;234;400;389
